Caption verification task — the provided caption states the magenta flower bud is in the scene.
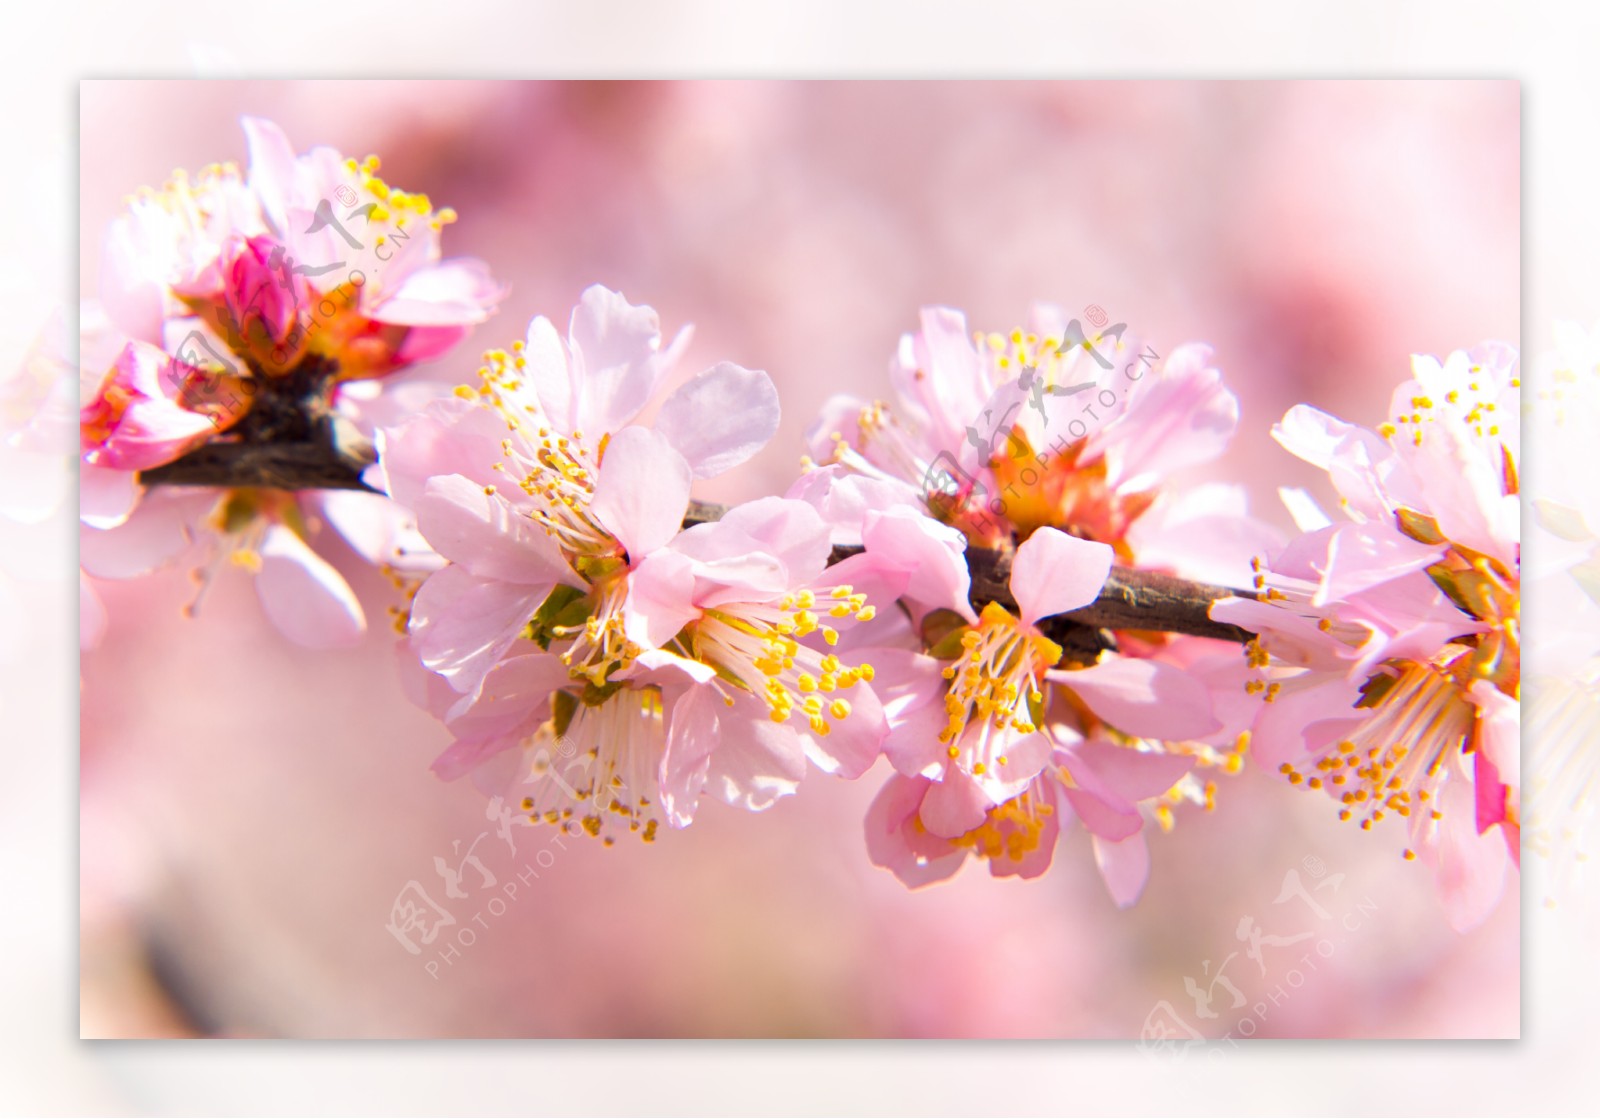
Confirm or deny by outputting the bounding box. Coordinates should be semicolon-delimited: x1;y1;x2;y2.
221;234;311;371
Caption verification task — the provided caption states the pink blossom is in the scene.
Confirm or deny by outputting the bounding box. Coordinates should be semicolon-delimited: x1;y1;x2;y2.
822;501;1219;902
380;286;776;702
381;289;884;838
80;118;505;647
234;117;504;378
80;340;246;472
1212;342;1520;930
79;486;366;650
804;304;1255;574
405;495;886;843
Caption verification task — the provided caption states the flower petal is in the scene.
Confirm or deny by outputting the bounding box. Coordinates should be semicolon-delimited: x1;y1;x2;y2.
589;426;693;560
568;285;667;434
802;679;886;780
1010;527;1112;626
415;473;573;584
372;258;504;327
254;524;365;649
625;550;704;649
655;362;781;479
409;565;553;697
660;685;722;828
1092;832;1152;908
918;766;993;838
704;698;808;815
864;776;967;888
79;465;142;530
1053;657;1221;740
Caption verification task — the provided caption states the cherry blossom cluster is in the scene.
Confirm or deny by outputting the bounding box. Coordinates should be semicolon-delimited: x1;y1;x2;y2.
74;118;1522;927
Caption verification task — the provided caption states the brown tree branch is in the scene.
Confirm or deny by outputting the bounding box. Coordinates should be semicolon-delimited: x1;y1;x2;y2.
138;440;1257;644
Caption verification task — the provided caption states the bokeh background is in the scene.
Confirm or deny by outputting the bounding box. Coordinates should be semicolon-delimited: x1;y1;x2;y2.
78;80;1519;1039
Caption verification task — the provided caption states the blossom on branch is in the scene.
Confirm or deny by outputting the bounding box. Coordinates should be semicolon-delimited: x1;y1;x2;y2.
79;117;502;647
381;287;884;839
1213;343;1521;930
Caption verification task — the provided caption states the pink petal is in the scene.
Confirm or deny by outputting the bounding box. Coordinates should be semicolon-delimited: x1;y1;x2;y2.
1092;832;1152;908
988;799;1061;880
79;465;142;529
375;400;512;511
1470;680;1520;788
589;426;692;560
655;361;781;479
864;776;967;888
1272;404;1356;470
78;490;209;578
521;315;572;431
660;685;722;827
318;489;443;573
919;766;993;838
802;678;886;780
704;697;808;814
254;524;365;648
415;473;573;584
568;285;667;434
1063;786;1142;841
372;258;504;327
408;564;553;696
1248;675;1366;767
1101;343;1237;490
394;324;471;367
98;220;165;344
1069;738;1197;803
785;466;923;547
629;647;718;686
1317;522;1445;607
712;496;833;585
1432;775;1511;932
625;550;704;649
1010;527;1112;626
241;116;299;234
1052;656;1221;740
859;507;974;621
1409;416;1517;566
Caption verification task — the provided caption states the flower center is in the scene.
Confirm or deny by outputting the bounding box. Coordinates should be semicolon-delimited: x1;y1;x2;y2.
986;430;1153;557
949;780;1054;865
688;587;876;737
550;574;640;687
342;153;458;236
938;602;1062;776
521;685;666;846
1281;655;1473;846
468;345;622;563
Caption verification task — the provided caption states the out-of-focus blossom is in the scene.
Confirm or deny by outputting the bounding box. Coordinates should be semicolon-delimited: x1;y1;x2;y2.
80;340;247;471
1;312;76;525
79;117;503;647
1214;343;1521;930
383;287;879;838
1523;321;1600;906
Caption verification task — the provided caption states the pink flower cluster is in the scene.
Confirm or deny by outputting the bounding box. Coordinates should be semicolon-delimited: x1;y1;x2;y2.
1213;343;1521;929
80;118;502;647
76;118;1521;924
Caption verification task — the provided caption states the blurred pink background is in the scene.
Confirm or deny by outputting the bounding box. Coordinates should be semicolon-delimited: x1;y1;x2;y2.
79;80;1518;1039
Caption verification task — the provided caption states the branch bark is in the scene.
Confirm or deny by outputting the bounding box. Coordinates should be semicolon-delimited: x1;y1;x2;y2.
139;440;1257;644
